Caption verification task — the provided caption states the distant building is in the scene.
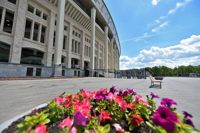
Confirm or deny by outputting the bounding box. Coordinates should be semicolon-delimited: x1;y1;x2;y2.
118;69;146;79
0;0;120;78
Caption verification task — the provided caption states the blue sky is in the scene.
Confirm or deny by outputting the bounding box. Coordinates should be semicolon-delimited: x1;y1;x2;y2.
104;0;200;69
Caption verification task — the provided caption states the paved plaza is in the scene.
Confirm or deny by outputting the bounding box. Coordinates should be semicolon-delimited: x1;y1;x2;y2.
0;77;200;128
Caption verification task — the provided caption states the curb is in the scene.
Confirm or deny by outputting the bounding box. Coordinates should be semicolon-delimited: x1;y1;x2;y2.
0;103;47;132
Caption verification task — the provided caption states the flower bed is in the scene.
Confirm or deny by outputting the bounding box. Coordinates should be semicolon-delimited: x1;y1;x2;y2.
2;87;198;133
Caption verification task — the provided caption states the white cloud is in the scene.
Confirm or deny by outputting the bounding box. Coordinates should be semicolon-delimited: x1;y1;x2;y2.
151;21;168;33
168;0;192;15
120;35;200;70
152;0;161;6
121;32;153;43
149;0;192;33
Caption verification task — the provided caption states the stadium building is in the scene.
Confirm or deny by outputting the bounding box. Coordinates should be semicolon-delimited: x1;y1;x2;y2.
0;0;120;77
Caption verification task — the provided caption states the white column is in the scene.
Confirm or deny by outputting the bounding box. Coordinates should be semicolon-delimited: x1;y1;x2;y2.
104;26;108;73
67;23;73;68
0;8;6;31
38;24;42;43
9;0;27;63
53;0;65;76
44;11;55;66
81;31;85;69
111;38;114;70
90;8;96;75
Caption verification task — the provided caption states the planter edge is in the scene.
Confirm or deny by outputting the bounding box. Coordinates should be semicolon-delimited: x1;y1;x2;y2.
0;103;47;132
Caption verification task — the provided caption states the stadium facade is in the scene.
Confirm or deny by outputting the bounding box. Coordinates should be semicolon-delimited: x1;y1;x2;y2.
0;0;120;77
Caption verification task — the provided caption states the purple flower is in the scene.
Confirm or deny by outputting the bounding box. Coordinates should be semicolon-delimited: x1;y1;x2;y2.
110;86;118;94
161;98;177;107
125;88;137;96
183;118;195;128
74;112;87;126
118;89;123;96
152;106;178;132
150;92;160;99
183;111;193;118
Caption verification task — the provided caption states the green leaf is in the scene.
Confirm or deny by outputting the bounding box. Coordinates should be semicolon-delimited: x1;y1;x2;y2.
155;127;167;133
145;121;156;130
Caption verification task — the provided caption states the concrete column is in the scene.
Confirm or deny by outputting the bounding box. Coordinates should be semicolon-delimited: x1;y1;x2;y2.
104;26;108;73
81;31;85;69
53;0;65;76
38;24;42;42
0;8;6;31
44;11;55;67
90;8;96;76
9;0;27;63
113;44;116;70
67;23;73;68
111;38;114;70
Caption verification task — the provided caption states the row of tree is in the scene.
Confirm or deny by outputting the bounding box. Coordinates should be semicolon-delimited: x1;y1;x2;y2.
145;65;200;77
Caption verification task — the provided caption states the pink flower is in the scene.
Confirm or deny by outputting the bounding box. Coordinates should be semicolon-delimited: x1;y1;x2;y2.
152;106;178;132
34;124;47;133
105;92;115;101
70;127;77;133
113;123;124;133
58;117;73;128
135;95;148;105
75;99;91;118
55;96;66;106
99;110;112;122
81;89;95;99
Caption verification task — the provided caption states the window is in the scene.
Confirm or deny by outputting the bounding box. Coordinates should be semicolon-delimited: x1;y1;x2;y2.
35;9;41;17
3;10;14;33
36;68;42;76
8;0;16;4
71;39;74;52
84;45;87;56
64;26;67;31
40;26;46;43
78;42;80;54
28;5;34;13
0;42;10;62
75;41;77;53
42;13;48;20
33;22;39;41
53;31;56;46
0;7;2;26
24;19;32;39
26;68;33;76
63;35;66;49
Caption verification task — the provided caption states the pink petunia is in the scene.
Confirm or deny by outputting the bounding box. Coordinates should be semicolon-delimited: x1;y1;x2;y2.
34;124;47;133
135;95;148;105
58;117;73;128
75;98;91;118
70;127;77;133
113;123;124;133
55;96;66;106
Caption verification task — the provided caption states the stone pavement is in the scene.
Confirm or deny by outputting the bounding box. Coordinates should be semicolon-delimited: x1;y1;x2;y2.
0;77;199;128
